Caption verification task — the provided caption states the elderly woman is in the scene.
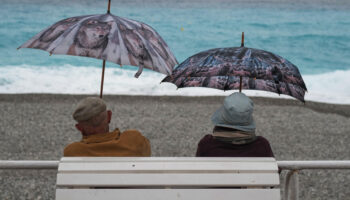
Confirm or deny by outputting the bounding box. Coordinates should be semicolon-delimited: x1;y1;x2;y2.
196;92;274;157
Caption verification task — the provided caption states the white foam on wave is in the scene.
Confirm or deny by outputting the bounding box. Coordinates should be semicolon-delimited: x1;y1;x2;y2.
0;64;349;104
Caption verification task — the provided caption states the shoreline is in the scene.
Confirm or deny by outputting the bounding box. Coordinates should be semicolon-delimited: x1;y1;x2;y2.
1;93;349;117
2;66;350;105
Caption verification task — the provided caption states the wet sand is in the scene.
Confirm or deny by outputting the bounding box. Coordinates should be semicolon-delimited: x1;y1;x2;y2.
0;94;349;199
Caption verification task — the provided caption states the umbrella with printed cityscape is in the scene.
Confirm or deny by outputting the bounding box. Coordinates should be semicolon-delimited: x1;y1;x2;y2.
18;0;178;98
162;32;307;102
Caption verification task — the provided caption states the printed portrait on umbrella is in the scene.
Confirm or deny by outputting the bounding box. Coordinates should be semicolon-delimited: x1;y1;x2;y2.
163;33;307;102
18;0;178;98
19;14;177;78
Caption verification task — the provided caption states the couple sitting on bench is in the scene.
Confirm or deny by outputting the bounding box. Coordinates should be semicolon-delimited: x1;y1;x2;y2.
64;93;274;158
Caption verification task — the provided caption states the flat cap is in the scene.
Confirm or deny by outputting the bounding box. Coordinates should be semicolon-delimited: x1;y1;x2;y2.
73;97;107;122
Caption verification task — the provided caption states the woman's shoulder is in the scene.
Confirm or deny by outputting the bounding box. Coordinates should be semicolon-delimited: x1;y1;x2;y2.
198;134;214;144
255;136;271;144
254;136;274;157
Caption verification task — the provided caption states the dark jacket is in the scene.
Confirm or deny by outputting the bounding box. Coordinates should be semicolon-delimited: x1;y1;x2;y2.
196;134;274;157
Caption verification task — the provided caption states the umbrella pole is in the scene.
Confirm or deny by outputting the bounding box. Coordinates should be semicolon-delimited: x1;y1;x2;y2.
107;0;111;14
100;60;106;99
101;0;110;98
241;32;244;47
239;32;244;92
239;76;242;92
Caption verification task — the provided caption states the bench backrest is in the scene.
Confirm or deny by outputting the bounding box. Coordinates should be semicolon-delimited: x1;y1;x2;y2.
56;157;280;200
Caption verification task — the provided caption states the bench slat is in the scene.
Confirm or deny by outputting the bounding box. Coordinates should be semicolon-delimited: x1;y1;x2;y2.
57;173;279;187
56;189;281;200
58;162;278;173
60;157;276;162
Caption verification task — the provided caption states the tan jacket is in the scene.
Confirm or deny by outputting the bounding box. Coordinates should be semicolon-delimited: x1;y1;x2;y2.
64;129;151;157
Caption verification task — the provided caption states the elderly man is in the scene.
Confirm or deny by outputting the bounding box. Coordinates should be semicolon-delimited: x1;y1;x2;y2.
64;97;151;157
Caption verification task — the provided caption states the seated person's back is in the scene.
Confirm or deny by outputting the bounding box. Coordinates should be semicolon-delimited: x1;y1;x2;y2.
196;92;274;157
64;97;151;157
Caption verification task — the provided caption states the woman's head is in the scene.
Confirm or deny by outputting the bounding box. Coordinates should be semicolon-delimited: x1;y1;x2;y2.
211;92;255;133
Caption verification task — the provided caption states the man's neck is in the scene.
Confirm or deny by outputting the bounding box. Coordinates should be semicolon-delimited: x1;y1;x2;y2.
82;126;109;137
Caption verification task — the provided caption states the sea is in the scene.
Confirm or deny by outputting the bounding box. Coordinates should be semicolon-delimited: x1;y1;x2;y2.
1;0;350;104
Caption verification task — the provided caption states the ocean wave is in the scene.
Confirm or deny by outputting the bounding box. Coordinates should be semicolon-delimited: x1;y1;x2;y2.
0;64;349;104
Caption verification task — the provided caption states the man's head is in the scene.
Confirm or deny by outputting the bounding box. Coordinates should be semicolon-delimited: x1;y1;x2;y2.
73;97;112;136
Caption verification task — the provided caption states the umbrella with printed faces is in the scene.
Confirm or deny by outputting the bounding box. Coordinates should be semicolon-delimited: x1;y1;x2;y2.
162;32;307;102
18;0;178;98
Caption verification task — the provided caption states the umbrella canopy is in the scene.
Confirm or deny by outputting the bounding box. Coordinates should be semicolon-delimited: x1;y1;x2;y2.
19;14;177;77
18;0;178;97
162;34;307;102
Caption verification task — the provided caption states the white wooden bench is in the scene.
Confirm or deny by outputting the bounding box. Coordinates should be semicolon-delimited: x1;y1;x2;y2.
56;157;280;200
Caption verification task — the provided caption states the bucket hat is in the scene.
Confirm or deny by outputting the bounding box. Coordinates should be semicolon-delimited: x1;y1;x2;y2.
211;92;255;132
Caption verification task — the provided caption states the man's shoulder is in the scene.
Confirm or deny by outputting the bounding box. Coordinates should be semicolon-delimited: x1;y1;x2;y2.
122;129;142;135
121;129;146;138
120;129;151;155
63;142;84;156
120;129;148;141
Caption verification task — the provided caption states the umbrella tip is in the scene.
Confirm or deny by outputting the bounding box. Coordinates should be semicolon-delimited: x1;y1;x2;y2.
134;73;140;78
134;64;144;78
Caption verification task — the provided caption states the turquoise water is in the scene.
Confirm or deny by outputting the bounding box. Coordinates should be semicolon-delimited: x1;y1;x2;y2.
1;0;350;74
1;0;350;103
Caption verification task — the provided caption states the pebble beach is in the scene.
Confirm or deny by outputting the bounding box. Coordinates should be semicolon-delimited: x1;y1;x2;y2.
0;94;349;199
